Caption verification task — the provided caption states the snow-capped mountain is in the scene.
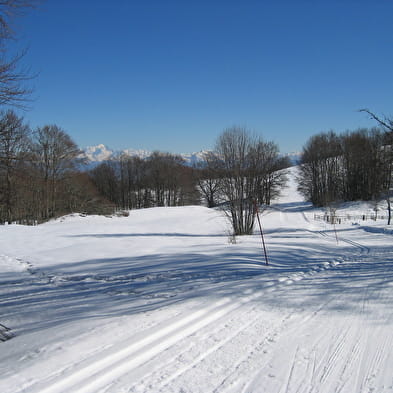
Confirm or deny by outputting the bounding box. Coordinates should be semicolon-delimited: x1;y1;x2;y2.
83;144;152;162
82;144;209;166
284;151;301;165
82;144;300;167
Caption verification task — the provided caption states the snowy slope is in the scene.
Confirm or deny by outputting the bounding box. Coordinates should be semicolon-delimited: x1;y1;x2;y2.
0;167;392;393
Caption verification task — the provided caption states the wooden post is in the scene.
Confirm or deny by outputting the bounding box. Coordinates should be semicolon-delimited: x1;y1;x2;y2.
254;201;269;266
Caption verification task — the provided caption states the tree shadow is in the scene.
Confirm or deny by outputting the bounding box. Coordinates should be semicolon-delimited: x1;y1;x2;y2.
1;228;392;337
66;233;226;238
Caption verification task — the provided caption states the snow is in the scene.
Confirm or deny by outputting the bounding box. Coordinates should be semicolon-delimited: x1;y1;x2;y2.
1;167;393;393
82;144;209;166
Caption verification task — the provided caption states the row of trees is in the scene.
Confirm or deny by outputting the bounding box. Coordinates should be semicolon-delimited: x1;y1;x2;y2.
3;106;392;232
0;116;289;233
298;121;392;222
90;152;200;210
89;127;290;237
0;110;109;224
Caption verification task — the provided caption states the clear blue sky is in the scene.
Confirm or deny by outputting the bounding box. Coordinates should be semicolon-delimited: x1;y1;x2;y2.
13;0;393;154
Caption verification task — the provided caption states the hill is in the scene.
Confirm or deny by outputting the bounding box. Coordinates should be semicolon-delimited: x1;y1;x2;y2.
0;167;392;393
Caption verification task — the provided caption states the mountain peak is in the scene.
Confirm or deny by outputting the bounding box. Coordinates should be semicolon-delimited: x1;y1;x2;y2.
82;144;210;166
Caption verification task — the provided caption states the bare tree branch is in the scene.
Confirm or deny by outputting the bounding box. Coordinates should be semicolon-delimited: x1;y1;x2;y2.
0;0;36;41
359;108;393;133
0;0;37;107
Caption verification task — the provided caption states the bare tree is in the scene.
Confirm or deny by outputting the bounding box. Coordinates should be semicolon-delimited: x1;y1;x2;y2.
360;109;393;224
341;128;384;202
298;127;390;224
194;151;222;208
298;131;343;206
249;140;290;206
146;152;195;207
31;125;83;219
90;151;200;211
359;109;393;133
90;161;120;208
0;109;30;223
0;0;36;107
214;127;285;236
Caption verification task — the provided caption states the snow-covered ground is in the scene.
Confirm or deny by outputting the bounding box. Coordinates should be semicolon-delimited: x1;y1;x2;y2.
1;167;392;393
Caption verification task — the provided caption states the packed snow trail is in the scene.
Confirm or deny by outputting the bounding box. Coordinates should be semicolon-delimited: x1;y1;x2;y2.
1;167;392;393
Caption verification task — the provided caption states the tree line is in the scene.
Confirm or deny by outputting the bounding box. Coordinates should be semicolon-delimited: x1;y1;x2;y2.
0;115;290;237
297;117;393;223
89;127;290;237
89;151;200;210
0;110;109;224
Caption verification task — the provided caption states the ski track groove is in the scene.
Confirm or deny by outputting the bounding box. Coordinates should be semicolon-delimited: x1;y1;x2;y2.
155;313;260;391
38;299;234;392
211;295;338;393
127;306;297;393
318;326;350;385
22;291;272;393
126;299;290;393
281;346;299;393
124;307;258;391
357;327;392;393
333;329;362;393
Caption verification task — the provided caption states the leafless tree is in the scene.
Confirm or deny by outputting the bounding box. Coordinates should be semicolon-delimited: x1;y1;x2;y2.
298;131;343;207
249;140;290;206
359;109;393;133
215;127;286;236
298;128;390;222
90;161;120;208
194;151;222;208
0;0;37;107
146;152;197;207
360;109;393;224
90;151;200;211
0;109;30;223
341;128;385;202
31;125;83;219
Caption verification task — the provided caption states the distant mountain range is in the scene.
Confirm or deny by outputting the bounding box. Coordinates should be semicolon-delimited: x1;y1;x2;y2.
82;144;210;166
82;144;301;167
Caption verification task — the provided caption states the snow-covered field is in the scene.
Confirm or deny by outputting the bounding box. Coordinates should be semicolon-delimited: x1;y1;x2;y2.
1;167;392;393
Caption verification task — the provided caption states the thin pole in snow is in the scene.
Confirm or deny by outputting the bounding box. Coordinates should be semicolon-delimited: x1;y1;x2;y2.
254;201;269;266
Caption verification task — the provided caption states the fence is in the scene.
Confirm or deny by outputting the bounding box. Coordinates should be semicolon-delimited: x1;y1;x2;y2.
314;213;388;224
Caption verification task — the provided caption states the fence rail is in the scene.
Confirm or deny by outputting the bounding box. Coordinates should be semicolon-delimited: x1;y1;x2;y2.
314;213;388;224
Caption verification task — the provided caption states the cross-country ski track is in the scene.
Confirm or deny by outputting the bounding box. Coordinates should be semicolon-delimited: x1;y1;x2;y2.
1;167;392;393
